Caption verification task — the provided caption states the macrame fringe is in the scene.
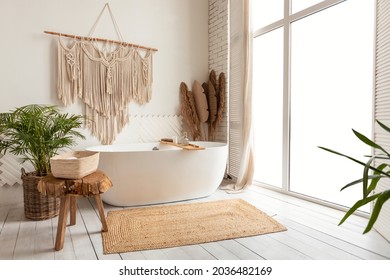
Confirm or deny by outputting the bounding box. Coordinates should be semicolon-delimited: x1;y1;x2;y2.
85;104;129;145
133;50;153;104
57;39;82;105
57;38;154;144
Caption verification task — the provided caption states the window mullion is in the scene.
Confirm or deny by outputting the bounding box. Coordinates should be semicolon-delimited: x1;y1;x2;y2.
290;0;346;23
282;0;291;191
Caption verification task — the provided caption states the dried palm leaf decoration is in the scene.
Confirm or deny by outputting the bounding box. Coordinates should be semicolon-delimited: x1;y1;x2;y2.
179;70;226;141
202;82;209;103
192;80;209;123
209;70;218;96
207;70;226;141
207;80;218;139
214;72;226;130
180;82;201;140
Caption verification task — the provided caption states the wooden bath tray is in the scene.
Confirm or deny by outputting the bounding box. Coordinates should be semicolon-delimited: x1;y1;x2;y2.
160;140;205;150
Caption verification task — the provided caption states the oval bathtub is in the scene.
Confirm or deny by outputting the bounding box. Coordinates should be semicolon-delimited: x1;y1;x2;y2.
86;141;228;206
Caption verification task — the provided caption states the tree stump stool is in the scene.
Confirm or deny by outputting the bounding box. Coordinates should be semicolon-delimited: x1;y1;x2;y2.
37;170;113;251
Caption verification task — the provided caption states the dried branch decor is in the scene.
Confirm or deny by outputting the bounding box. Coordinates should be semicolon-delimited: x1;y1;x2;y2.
179;70;226;141
207;70;226;141
214;72;226;136
180;82;201;140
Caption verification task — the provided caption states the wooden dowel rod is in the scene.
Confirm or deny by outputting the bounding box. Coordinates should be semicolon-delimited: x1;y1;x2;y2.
43;30;158;52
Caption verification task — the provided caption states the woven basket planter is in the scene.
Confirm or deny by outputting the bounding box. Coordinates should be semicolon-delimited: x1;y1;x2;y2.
21;169;60;220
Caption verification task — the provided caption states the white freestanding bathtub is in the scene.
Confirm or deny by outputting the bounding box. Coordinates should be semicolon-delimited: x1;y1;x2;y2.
86;141;228;206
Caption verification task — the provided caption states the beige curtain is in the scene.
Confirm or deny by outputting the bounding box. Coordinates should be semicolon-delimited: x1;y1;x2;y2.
222;0;254;193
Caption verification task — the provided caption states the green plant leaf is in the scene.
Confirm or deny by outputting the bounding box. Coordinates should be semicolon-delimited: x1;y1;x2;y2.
320;121;390;234
363;190;390;234
318;146;366;166
318;146;390;178
376;120;390;134
0;104;85;175
367;154;389;160
340;174;385;191
339;194;381;226
367;163;388;195
352;129;390;158
362;157;375;198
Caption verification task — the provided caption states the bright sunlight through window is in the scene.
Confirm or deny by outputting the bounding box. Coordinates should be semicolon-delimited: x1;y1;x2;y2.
252;0;375;211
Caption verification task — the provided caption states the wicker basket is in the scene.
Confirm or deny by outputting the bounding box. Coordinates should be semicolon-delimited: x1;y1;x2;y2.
21;169;60;220
50;151;100;179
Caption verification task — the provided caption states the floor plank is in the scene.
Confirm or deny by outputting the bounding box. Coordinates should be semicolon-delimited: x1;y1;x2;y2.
66;203;98;260
142;249;169;260
0;204;11;234
0;205;23;260
77;197;121;260
176;245;217;260
0;184;389;260
200;242;241;260
239;187;390;258
160;247;194;260
277;216;387;260
120;251;147;260
33;217;55;260
53;226;77;260
267;227;360;260
218;239;264;260
238;234;313;260
13;218;37;259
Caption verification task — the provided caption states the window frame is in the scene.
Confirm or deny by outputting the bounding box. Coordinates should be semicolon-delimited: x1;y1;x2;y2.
251;0;375;216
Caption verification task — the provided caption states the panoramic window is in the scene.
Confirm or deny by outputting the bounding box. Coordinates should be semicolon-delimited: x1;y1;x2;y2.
252;27;284;188
252;0;375;211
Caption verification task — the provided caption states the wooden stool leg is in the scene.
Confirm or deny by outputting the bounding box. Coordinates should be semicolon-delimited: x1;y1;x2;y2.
94;194;108;232
70;196;77;226
55;196;69;251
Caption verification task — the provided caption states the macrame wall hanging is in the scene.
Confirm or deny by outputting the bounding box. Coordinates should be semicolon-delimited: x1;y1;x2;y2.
45;3;157;144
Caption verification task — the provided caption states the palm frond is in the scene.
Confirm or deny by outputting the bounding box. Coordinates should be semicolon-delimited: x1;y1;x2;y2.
0;104;85;176
319;119;390;234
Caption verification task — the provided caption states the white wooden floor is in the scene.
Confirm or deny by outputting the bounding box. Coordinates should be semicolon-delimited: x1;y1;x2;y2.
0;182;389;260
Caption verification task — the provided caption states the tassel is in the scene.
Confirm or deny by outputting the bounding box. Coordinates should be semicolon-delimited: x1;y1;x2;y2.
106;66;113;95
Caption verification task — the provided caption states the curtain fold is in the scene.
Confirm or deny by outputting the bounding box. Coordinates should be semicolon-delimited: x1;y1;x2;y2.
222;0;254;193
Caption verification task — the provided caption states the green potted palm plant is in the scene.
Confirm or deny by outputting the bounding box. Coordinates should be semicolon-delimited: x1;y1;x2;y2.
0;104;85;220
319;120;390;234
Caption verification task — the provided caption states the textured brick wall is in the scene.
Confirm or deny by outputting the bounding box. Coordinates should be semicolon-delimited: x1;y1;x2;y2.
209;0;229;143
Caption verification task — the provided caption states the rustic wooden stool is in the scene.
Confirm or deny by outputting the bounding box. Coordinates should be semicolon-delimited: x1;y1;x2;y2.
37;170;113;251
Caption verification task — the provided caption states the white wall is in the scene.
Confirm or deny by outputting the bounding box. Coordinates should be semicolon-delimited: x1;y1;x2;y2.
0;0;209;148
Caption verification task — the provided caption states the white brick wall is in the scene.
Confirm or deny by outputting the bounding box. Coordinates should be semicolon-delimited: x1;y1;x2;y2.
209;0;229;143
